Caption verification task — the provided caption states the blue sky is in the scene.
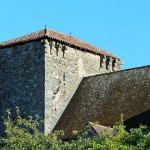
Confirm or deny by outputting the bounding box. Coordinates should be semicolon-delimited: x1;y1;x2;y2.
0;0;150;69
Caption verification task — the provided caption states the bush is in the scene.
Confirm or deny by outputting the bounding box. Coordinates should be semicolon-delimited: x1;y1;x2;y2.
0;108;63;150
0;108;150;150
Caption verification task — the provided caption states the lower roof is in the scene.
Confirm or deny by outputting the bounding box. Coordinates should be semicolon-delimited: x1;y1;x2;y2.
53;65;150;138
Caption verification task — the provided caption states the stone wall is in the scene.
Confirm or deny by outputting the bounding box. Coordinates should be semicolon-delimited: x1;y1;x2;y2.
0;41;45;136
43;39;120;133
54;65;150;138
0;37;122;135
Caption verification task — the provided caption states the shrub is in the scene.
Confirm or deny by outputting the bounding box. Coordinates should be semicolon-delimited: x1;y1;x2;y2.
0;108;149;150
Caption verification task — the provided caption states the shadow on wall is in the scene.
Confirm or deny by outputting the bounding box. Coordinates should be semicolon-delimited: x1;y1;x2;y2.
124;109;150;130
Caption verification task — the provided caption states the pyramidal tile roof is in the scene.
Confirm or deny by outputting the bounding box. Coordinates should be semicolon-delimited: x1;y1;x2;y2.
0;28;119;59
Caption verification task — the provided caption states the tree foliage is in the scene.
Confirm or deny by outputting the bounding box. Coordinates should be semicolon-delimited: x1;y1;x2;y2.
0;108;150;150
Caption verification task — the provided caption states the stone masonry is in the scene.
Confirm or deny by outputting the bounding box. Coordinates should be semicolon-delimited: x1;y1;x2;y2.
0;28;122;136
54;65;150;138
0;41;45;135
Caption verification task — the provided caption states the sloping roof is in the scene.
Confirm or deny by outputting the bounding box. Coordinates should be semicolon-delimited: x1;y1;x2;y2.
89;122;113;135
0;28;119;59
53;65;150;138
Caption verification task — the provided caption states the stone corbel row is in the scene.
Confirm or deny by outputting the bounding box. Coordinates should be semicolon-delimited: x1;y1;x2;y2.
42;39;123;71
42;39;67;57
100;55;123;71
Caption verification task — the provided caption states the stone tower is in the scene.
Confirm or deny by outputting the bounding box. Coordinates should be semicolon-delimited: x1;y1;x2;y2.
0;28;122;136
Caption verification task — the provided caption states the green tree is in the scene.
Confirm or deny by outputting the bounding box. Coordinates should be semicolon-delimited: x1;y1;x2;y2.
0;108;149;150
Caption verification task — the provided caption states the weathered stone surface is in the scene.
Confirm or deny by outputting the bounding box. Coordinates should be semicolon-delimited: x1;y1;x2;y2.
0;34;121;136
54;65;150;138
43;39;117;133
0;41;45;136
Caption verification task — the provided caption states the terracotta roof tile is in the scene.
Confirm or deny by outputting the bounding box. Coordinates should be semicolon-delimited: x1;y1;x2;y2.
0;28;119;59
89;122;113;135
